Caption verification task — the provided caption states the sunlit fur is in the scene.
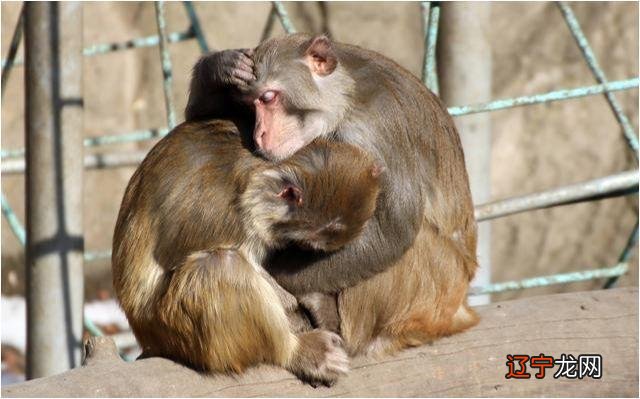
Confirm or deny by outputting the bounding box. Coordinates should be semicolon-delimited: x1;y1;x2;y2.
112;120;380;384
184;33;480;358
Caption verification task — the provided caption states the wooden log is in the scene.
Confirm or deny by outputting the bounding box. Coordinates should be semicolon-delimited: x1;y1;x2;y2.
3;288;637;397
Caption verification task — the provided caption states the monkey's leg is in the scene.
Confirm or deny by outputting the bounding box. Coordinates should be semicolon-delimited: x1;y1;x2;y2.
298;292;341;334
257;267;312;334
339;222;479;357
158;249;347;386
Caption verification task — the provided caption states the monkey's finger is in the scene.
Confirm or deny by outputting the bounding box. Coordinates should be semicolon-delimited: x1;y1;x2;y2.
327;332;345;348
235;61;254;76
321;379;336;388
238;53;255;69
230;77;251;89
232;69;256;82
307;380;321;389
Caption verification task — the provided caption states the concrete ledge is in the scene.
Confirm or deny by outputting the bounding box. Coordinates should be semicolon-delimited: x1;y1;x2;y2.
3;287;638;397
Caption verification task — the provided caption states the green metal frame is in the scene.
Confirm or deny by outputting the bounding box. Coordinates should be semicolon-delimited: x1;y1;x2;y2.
1;2;638;338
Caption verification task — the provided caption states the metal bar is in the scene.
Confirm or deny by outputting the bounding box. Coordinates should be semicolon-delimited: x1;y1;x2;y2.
82;127;169;147
2;30;195;69
69;170;640;264
83;250;112;262
1;192;26;245
604;221;639;288
557;2;639;156
182;1;209;53
449;78;639;116
83;317;104;337
3;79;637;160
2;150;148;174
1;148;26;159
439;2;492;306
111;331;138;349
2;127;169;160
260;4;277;42
424;2;440;94
25;2;84;378
1;5;25;97
469;262;628;296
420;2;431;85
154;1;177;129
475;170;639;222
272;1;296;33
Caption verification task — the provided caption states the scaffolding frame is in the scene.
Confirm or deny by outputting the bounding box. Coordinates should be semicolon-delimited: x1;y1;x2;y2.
1;1;638;339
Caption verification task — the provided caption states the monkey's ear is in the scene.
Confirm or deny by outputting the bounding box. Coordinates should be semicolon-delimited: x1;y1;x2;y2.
305;36;337;77
278;184;303;206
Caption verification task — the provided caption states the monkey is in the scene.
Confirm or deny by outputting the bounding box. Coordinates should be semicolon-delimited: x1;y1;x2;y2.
184;33;480;356
112;119;383;386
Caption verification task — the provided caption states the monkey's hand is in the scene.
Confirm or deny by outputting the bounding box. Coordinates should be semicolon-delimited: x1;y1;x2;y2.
186;49;256;120
287;330;349;388
205;49;256;92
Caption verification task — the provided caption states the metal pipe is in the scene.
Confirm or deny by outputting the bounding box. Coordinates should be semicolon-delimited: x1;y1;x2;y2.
2;29;195;69
154;1;177;129
420;2;431;85
182;1;209;53
422;2;440;94
2;127;169;160
2;78;638;160
439;2;492;305
24;2;84;378
1;5;24;97
557;2;639;156
604;221;639;289
2;150;148;174
448;78;639;116
272;1;296;33
469;262;628;296
260;4;277;42
1;192;26;245
475;170;639;222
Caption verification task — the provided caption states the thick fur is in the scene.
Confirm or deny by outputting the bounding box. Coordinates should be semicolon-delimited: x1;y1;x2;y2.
184;33;480;357
112;120;379;384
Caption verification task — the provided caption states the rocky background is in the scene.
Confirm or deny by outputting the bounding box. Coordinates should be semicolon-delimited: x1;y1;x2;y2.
1;2;638;378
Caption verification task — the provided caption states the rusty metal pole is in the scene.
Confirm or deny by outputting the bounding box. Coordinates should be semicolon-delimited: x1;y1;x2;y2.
438;3;492;305
24;2;84;378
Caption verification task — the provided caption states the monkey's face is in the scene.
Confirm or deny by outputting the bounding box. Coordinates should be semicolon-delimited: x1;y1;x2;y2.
244;140;382;253
245;34;354;162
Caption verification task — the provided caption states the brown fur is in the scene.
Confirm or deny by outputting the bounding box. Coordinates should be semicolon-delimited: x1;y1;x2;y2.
183;34;479;358
339;217;479;356
112;120;380;385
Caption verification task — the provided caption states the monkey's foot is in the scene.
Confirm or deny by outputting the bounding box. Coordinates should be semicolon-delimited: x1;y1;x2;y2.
288;330;349;388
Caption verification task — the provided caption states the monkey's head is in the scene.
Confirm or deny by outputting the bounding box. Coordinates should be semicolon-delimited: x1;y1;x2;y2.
242;140;382;252
245;34;355;161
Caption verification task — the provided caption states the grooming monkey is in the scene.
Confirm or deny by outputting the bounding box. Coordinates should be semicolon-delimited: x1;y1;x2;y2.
112;119;382;386
186;33;480;355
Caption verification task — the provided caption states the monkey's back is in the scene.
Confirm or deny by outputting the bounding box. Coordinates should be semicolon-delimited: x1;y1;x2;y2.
112;119;263;324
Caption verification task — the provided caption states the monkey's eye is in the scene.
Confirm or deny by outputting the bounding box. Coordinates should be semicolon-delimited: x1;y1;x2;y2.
259;90;278;104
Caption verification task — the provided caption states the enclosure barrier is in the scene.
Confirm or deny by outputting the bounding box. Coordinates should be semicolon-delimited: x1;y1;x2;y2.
1;0;638;369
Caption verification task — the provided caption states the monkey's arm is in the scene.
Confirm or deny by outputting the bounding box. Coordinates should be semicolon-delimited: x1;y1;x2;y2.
185;49;255;122
268;177;423;295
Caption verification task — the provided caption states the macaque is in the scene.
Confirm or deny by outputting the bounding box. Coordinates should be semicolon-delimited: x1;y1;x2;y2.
185;33;480;356
112;119;382;386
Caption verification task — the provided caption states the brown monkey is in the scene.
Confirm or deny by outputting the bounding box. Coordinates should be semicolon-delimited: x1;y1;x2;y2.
185;33;479;355
112;119;382;385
